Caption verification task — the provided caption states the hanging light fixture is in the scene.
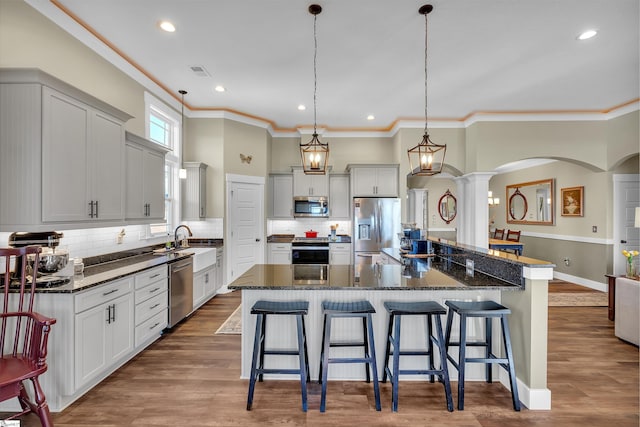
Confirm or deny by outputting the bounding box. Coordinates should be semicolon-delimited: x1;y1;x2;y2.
300;4;329;175
178;89;187;179
408;4;446;176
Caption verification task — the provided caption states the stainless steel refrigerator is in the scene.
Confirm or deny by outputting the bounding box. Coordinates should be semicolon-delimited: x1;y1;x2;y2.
353;197;401;264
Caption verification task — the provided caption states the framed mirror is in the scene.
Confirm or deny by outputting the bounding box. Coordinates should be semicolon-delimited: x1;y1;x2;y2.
506;178;554;225
438;189;457;224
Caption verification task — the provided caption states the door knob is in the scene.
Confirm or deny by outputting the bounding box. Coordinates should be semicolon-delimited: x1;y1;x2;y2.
255;238;261;242
621;240;627;244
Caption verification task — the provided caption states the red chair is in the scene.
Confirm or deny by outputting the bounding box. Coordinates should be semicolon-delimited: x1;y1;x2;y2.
493;229;505;240
506;230;521;242
1;246;56;427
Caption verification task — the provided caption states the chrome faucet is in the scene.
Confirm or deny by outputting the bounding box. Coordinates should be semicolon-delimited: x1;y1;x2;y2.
174;225;193;249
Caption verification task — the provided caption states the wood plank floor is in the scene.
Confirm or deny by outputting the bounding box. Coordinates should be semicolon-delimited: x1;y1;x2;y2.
6;290;639;426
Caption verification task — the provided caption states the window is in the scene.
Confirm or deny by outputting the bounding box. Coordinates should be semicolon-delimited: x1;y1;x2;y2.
144;92;182;236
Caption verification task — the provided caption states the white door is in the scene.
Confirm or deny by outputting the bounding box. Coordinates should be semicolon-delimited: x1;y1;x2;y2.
226;174;265;284
613;174;640;275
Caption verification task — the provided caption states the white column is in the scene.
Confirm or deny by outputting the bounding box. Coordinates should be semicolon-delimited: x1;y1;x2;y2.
455;172;496;248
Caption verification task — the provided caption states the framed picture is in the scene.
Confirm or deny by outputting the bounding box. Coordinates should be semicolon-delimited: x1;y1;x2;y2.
561;186;584;217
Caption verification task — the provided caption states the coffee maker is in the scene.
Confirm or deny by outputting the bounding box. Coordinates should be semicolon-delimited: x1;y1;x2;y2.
8;231;72;288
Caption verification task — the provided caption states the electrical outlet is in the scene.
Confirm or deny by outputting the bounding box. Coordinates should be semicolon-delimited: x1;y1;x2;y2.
564;257;570;266
592;225;597;233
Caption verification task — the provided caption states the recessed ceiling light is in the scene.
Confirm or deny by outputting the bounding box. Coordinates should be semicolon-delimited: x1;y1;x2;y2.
214;85;225;92
577;29;597;40
367;115;375;121
159;21;176;32
298;104;306;111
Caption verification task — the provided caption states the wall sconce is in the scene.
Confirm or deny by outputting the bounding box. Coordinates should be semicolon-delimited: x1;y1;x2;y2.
488;191;500;206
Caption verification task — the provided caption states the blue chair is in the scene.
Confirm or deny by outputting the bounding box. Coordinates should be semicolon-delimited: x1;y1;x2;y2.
246;300;310;412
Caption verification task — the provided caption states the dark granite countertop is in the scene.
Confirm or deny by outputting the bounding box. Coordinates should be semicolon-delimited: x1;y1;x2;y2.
267;234;351;243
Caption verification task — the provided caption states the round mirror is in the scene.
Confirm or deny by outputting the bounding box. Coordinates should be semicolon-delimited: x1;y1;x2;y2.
508;188;528;221
438;189;457;224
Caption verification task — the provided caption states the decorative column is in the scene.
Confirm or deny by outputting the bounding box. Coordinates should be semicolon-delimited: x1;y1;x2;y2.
455;172;496;248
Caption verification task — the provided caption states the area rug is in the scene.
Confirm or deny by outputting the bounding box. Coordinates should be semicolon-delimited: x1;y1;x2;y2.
215;305;242;335
548;280;608;307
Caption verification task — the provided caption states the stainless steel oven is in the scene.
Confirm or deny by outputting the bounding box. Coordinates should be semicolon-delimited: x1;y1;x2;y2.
291;237;329;264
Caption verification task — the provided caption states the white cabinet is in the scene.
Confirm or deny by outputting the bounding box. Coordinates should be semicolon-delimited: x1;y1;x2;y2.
0;69;132;231
193;265;215;310
293;169;329;197
215;249;224;291
329;174;350;219
133;265;168;348
182;162;207;220
348;165;399;197
268;243;292;264
330;243;351;265
125;132;169;221
74;277;134;390
268;174;293;218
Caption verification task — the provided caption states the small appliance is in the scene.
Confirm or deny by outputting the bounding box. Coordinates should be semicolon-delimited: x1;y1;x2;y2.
293;196;329;218
7;231;72;288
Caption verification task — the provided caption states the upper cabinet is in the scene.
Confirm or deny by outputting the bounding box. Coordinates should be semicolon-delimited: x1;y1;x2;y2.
329;174;350;219
182;162;208;220
125;132;169;222
293;168;329;197
0;69;133;231
348;164;399;197
268;174;293;219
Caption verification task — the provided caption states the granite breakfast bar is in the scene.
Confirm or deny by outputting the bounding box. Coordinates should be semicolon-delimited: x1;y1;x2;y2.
228;238;555;410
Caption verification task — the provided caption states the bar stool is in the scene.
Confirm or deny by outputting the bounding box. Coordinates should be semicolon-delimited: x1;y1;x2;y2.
381;301;454;412
246;300;310;412
444;300;521;411
318;300;381;412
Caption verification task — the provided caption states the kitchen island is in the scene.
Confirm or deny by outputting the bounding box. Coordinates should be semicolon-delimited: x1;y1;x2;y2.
229;238;554;410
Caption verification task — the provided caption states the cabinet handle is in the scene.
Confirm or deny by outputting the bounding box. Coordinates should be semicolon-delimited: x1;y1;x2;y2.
150;303;160;310
88;201;94;218
150;273;161;279
149;322;160;330
106;305;111;324
103;289;119;296
95;200;99;218
111;303;116;322
150;287;161;293
205;274;209;283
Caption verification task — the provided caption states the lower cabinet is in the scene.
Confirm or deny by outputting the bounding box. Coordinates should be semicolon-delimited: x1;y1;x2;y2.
134;265;168;348
193;265;216;310
329;243;351;265
74;277;134;390
268;243;292;264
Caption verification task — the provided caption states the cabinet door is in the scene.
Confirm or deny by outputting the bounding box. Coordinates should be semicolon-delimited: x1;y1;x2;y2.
144;149;166;219
330;244;352;265
42;87;90;222
91;111;125;220
351;168;377;197
108;293;134;363
192;270;206;308
329;175;350;219
293;170;312;197
310;174;329;197
374;167;398;197
75;302;108;389
271;175;293;218
268;244;291;264
125;143;144;219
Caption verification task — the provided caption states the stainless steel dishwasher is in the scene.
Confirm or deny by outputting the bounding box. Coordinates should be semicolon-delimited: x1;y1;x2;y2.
168;256;193;328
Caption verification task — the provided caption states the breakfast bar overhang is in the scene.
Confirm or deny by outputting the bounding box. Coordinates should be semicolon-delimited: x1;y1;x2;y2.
229;239;554;410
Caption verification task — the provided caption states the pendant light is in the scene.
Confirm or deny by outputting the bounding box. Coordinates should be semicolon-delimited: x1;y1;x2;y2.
300;4;329;175
178;89;187;179
407;4;446;176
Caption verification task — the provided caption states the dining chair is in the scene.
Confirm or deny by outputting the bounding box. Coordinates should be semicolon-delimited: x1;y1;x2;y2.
505;230;521;242
1;246;56;427
493;229;505;240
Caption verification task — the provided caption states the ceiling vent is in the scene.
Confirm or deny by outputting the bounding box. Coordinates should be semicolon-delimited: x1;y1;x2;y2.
189;65;210;77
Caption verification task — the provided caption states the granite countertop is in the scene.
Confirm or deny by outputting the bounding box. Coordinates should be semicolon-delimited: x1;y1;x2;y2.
267;234;351;243
228;256;522;291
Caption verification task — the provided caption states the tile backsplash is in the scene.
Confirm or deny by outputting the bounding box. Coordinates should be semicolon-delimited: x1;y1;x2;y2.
268;219;351;237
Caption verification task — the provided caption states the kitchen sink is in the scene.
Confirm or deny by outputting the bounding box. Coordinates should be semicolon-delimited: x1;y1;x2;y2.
182;247;217;272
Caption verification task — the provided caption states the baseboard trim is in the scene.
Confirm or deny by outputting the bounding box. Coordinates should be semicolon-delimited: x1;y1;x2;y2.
553;271;607;292
498;367;552;410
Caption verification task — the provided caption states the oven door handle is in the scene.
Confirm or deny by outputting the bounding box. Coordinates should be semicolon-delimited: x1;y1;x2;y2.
292;246;330;251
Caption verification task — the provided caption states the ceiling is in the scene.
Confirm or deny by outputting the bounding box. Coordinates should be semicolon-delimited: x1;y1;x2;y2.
27;0;640;132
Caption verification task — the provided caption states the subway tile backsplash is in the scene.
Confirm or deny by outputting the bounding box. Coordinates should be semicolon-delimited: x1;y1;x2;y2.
268;219;351;237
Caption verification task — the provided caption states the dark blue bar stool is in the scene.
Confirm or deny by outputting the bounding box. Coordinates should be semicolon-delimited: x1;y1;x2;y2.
381;301;454;412
318;300;381;412
246;300;310;412
444;300;521;411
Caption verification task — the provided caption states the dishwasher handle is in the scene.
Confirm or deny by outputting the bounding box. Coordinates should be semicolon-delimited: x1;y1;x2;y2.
171;260;192;272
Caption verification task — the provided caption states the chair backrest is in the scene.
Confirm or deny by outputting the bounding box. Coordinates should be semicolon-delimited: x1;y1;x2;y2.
506;230;521;242
493;228;505;240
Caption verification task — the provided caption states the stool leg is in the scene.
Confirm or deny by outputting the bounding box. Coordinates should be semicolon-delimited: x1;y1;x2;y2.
486;317;493;383
362;317;371;383
382;313;394;383
258;314;267;382
457;314;467;411
444;308;454;352
320;314;332;413
318;314;327;384
433;315;454;412
247;313;264;410
302;316;310;383
296;315;308;412
390;314;401;412
426;314;435;383
501;315;521;411
366;313;382;411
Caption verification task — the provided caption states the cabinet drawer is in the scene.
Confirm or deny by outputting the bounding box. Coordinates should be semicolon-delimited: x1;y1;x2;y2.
134;279;168;304
330;244;351;252
135;291;168;326
75;277;133;313
135;310;167;347
134;265;167;290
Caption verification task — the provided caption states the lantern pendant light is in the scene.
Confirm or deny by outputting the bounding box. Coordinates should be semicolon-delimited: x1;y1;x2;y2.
300;4;329;175
408;4;446;176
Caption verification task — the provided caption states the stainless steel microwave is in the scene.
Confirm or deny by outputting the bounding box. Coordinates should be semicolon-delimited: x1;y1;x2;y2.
293;196;328;218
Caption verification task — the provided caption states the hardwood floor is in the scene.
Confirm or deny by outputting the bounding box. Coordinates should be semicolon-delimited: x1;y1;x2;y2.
6;290;639;426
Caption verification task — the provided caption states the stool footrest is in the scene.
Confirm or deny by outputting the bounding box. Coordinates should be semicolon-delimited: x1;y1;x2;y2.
263;349;303;356
465;357;508;364
328;357;374;364
390;350;432;356
328;341;365;348
257;368;304;376
447;341;489;348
